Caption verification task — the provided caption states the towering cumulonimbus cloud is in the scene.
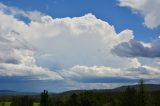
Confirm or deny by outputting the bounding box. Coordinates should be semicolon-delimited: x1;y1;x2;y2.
0;2;160;91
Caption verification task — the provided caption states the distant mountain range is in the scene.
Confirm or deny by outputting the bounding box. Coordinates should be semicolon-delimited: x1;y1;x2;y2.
0;90;39;96
1;84;160;96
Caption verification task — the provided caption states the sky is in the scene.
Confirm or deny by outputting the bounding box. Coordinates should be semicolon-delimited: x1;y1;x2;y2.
0;0;160;92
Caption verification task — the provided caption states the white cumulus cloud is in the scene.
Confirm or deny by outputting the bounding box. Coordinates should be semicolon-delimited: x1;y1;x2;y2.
118;0;160;29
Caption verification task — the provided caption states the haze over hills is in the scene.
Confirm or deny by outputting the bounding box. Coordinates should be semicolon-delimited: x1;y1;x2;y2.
0;90;39;96
1;84;160;96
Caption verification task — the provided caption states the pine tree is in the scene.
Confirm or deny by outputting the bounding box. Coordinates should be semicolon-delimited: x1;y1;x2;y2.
120;86;137;106
67;93;81;106
40;90;49;106
137;79;147;106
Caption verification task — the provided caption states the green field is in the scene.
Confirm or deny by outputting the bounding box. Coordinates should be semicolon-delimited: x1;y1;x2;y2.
0;102;39;106
0;102;11;106
33;102;40;106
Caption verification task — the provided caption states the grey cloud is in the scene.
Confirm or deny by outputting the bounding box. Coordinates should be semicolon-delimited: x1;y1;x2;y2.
61;65;160;84
0;30;31;65
3;58;19;64
112;39;160;58
70;76;139;83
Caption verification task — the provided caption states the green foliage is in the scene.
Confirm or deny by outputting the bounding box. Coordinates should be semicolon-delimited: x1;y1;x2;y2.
40;90;52;106
10;96;33;106
119;79;149;106
151;91;160;106
0;102;11;106
137;79;147;106
66;93;80;106
33;103;40;106
80;91;98;106
120;86;137;106
0;102;5;106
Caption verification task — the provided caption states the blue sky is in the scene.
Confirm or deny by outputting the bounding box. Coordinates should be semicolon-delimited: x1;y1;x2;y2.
0;0;160;92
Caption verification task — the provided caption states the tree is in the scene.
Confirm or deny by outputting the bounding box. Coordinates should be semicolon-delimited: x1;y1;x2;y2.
152;91;160;106
1;102;5;106
40;90;49;106
120;86;137;106
21;96;34;106
67;93;80;106
79;91;99;106
10;96;33;106
0;97;5;106
137;79;147;106
48;97;54;106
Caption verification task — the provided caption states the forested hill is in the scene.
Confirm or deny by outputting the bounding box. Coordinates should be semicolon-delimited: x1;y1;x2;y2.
112;84;160;92
60;84;160;96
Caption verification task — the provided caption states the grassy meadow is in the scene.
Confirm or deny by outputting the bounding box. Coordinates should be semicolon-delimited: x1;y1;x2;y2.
0;102;40;106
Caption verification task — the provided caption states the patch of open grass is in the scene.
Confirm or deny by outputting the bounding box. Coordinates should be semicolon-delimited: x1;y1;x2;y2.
33;102;40;106
0;102;11;106
0;102;39;106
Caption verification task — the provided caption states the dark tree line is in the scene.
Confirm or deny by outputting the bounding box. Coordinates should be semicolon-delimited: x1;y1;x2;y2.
120;79;147;106
1;79;160;106
10;96;33;106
